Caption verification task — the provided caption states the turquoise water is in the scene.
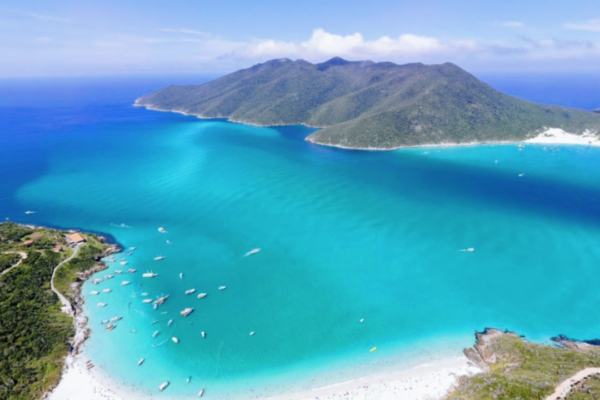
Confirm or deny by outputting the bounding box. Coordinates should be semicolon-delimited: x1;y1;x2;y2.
3;87;600;398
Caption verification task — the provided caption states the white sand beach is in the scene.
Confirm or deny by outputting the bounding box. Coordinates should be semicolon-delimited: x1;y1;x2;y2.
525;128;600;146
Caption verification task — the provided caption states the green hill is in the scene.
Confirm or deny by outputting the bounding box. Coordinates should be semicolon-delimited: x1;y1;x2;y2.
136;58;600;149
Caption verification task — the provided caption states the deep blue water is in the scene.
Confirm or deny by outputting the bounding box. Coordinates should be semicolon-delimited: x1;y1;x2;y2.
1;74;600;399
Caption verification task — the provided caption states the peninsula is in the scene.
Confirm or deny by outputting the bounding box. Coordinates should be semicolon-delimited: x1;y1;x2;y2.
135;58;600;150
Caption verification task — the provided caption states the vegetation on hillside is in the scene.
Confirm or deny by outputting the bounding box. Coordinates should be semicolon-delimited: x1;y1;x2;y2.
136;57;600;149
447;330;600;400
0;222;111;400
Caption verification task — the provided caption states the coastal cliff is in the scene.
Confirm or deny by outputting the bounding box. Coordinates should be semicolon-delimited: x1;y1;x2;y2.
136;58;600;150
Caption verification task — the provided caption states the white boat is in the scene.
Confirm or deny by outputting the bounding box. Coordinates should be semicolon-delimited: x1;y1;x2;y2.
185;289;196;295
131;329;137;333
198;388;204;397
127;268;136;273
91;278;103;284
102;288;112;293
219;286;226;290
154;256;165;261
197;293;207;299
97;302;107;307
158;227;168;233
90;291;99;295
518;173;525;177
120;261;128;265
168;319;173;326
152;320;159;324
154;295;169;306
141;292;148;296
109;316;122;323
360;318;364;323
143;271;158;278
201;331;206;338
159;381;169;392
167;240;171;244
121;281;130;286
152;330;160;338
138;358;144;366
129;247;136;250
114;270;122;274
186;376;191;384
105;324;115;331
143;299;153;304
244;248;261;257
172;337;179;343
104;274;113;279
25;210;36;214
180;308;194;317
250;332;255;336
179;272;183;278
101;319;109;325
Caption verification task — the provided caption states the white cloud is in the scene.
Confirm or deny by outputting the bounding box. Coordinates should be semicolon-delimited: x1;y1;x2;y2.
228;28;479;60
495;21;525;28
565;19;600;32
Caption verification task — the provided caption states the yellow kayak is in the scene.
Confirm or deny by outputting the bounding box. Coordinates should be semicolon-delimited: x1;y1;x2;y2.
370;347;377;353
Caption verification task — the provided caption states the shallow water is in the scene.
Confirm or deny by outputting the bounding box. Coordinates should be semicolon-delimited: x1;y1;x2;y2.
2;78;600;398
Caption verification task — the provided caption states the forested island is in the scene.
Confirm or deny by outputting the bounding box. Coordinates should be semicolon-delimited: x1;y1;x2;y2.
136;58;600;149
0;222;115;400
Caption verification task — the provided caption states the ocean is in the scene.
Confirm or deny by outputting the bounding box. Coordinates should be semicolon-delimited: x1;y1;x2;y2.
1;73;600;398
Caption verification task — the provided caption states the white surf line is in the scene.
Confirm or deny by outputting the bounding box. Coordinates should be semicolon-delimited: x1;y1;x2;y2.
545;367;600;400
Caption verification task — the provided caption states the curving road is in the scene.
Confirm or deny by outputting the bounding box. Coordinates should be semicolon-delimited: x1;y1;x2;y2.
0;251;28;277
50;244;81;316
545;367;600;400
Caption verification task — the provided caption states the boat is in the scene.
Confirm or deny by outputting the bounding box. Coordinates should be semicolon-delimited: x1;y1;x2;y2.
141;292;148;296
105;324;115;331
152;330;160;338
198;388;204;397
185;288;196;295
172;337;179;343
201;331;206;338
138;358;144;366
121;281;130;286
109;316;122;323
120;261;128;265
143;271;158;278
143;299;153;304
179;272;183;278
186;377;191;384
24;210;36;214
360;318;364;323
127;268;137;273
244;248;261;257
104;274;113;279
120;258;126;261
102;288;112;293
154;256;165;261
197;293;207;299
159;381;169;392
154;295;169;306
167;240;171;244
158;227;167;233
129;247;136;250
91;278;103;284
168;319;173;326
115;269;123;274
180;308;194;317
125;252;133;256
90;291;99;295
101;319;109;325
131;330;137;333
152;320;159;324
370;347;377;353
518;173;525;177
97;303;107;307
219;286;226;290
250;332;255;336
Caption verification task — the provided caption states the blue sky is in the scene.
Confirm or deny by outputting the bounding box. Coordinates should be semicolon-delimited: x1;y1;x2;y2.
1;0;600;77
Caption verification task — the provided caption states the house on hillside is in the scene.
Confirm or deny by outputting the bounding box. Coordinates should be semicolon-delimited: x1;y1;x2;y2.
66;233;86;244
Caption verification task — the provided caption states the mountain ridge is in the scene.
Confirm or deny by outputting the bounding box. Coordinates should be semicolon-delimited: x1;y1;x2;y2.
136;58;600;149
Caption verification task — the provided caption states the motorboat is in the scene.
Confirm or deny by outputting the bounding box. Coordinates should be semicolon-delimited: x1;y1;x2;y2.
172;337;179;343
97;302;107;307
179;272;183;278
90;291;99;295
104;274;113;279
91;278;103;284
159;381;169;391
244;248;261;257
154;295;169;306
114;270;122;274
158;227;167;233
109;316;122;323
197;293;207;299
101;319;109;325
154;256;165;261
219;286;226;290
185;289;196;295
138;358;144;366
250;332;255;336
129;247;136;250
127;268;136;273
102;288;112;293
198;388;204;397
201;332;206;338
360;318;364;323
168;319;173;326
105;324;115;331
120;261;128;265
180;308;194;317
152;330;160;338
121;281;130;286
143;299;153;304
143;271;158;278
